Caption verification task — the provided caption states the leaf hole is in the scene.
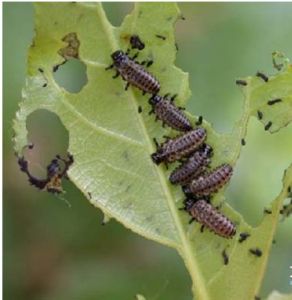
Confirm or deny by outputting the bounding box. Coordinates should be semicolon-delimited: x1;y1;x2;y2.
102;3;134;27
25;109;69;177
53;58;87;93
227;119;292;226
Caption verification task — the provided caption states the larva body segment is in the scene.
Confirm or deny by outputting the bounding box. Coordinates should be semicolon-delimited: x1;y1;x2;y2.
151;127;207;165
184;163;233;196
110;50;160;95
169;144;212;185
185;199;236;238
149;95;192;132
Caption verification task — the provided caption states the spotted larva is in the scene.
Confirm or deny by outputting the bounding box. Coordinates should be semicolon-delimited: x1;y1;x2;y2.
106;50;160;95
149;94;192;132
184;163;233;196
151;127;206;165
169;144;212;185
184;199;236;238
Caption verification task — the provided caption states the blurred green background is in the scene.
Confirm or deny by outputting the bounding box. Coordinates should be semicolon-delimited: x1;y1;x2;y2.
3;3;292;300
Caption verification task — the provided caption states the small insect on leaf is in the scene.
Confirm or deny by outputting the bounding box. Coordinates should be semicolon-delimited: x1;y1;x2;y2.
183;199;236;239
238;232;251;243
169;144;212;185
155;34;166;40
257;110;263;120
184;164;233;197
106;50;160;95
222;248;229;265
249;248;262;257
267;98;282;105
236;79;247;86
264;121;272;131
195;115;203;126
148;94;192;132
263;208;272;214
151;128;206;165
256;71;269;82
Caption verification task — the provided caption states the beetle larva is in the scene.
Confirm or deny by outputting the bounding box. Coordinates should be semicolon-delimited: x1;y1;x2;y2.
169;144;212;185
184;163;233;196
184;199;236;238
106;50;160;95
151;127;206;165
149;94;192;132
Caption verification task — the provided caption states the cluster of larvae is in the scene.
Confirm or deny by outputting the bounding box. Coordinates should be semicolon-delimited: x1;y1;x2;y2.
107;35;236;239
19;32;282;269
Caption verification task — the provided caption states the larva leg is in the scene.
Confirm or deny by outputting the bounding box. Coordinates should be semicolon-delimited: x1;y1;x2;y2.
189;218;195;224
148;109;154;115
131;52;139;60
146;60;153;67
125;82;130;90
170;94;178;102
112;71;120;79
153;138;159;148
105;64;114;70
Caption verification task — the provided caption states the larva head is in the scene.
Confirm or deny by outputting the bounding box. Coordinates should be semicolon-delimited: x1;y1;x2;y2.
184;198;195;211
151;152;163;165
224;164;233;173
182;185;192;197
201;144;213;158
111;50;126;66
149;95;161;106
196;127;207;139
219;163;233;178
193;199;207;211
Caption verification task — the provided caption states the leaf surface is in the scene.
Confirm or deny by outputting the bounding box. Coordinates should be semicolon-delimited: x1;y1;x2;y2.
13;3;292;299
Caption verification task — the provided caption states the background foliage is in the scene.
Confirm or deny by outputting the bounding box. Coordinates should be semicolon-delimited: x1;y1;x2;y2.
4;3;292;300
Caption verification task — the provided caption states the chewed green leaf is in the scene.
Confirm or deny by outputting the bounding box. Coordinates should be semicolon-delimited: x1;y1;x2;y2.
14;2;189;249
13;3;292;300
237;58;292;133
206;163;292;300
